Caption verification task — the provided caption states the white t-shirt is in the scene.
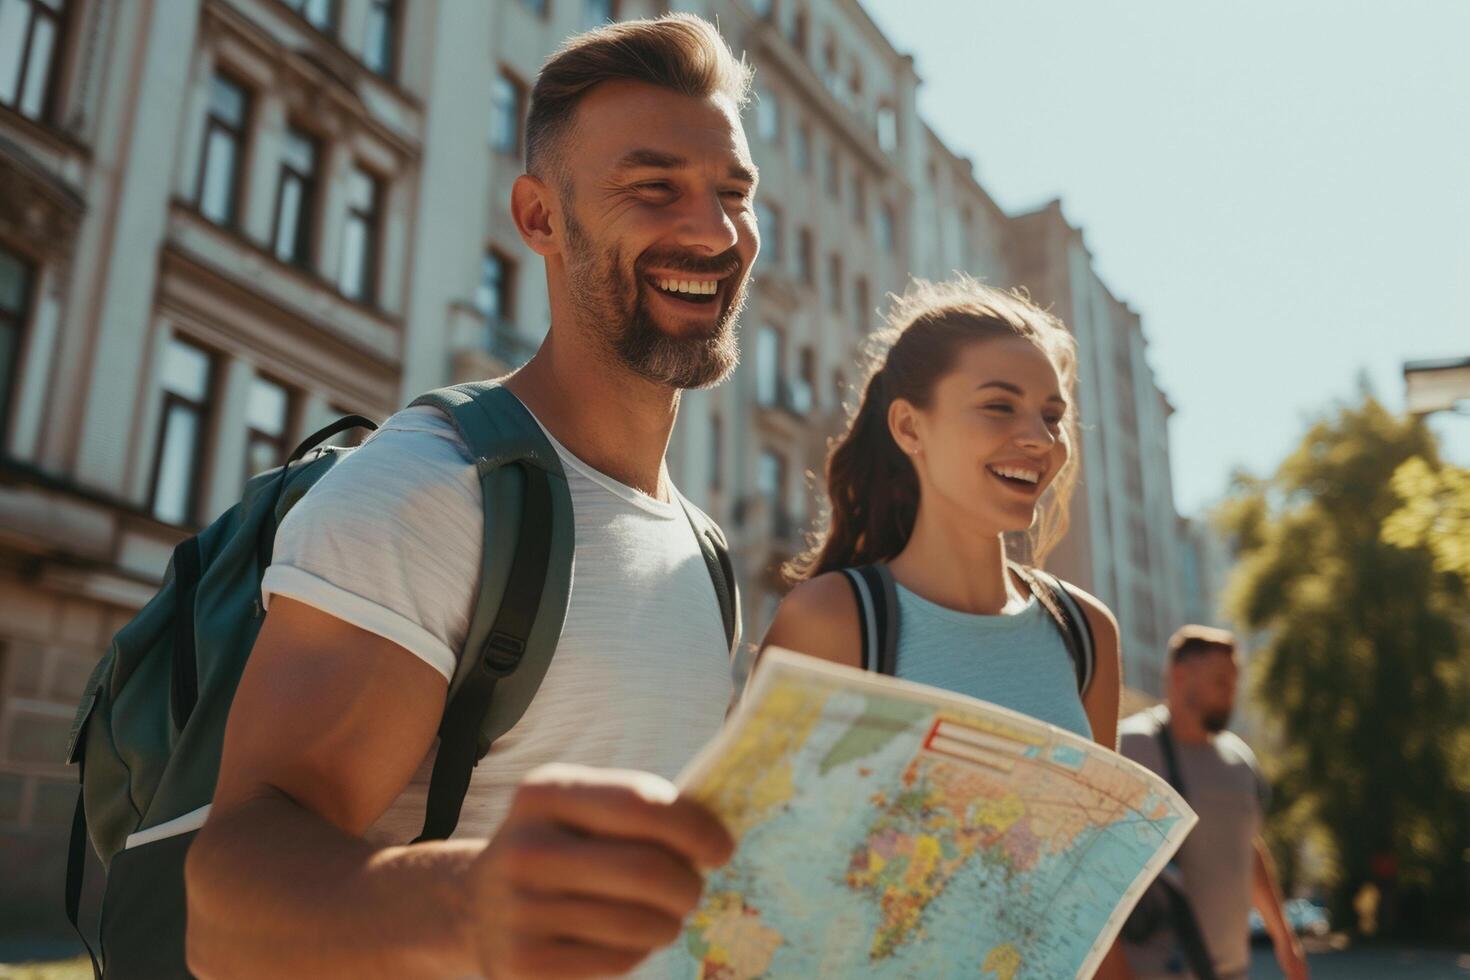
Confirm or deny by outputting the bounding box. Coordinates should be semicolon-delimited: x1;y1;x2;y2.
261;403;734;845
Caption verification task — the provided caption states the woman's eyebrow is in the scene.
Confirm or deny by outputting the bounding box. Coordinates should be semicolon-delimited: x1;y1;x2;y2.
976;381;1068;409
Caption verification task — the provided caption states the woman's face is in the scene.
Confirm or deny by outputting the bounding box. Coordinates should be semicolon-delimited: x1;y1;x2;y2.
890;335;1070;536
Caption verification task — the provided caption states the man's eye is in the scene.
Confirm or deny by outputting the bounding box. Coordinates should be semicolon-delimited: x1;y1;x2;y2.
638;182;674;193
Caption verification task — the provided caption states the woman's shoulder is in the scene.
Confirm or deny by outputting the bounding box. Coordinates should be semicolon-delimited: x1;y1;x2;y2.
1049;575;1119;648
762;571;863;668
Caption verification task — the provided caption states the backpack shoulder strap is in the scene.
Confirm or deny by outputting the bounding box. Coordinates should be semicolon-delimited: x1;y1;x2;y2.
408;382;574;841
676;494;741;656
1010;562;1095;697
840;564;900;674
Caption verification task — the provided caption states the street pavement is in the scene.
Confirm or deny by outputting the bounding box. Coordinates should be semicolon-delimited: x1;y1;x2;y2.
1250;944;1470;978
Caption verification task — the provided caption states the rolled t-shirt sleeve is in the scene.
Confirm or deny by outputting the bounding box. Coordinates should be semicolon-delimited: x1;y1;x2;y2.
261;407;483;682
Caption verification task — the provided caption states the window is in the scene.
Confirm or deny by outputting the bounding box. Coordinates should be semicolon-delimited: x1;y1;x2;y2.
363;0;396;77
796;227;814;286
850;172;865;226
582;0;616;28
854;276;870;331
758;449;786;531
824;146;839;200
0;0;64;120
520;0;548;19
244;375;291;479
490;71;525;155
271;127;318;268
827;253;843;312
754;87;780;144
0;247;33;432
337;166;380;302
750;0;773;17
789;8;807;54
793;123;810;174
755;201;781;270
476;249;514;322
876;202;895;253
790;347;815;414
754;324;780;407
876;104;898;154
282;0;334;32
195;74;251;227
150;338;214;525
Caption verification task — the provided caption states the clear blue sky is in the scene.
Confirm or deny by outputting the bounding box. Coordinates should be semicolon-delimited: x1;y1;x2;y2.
862;0;1470;516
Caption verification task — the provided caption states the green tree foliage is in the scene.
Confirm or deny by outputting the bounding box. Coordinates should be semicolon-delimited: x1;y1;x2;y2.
1215;396;1469;941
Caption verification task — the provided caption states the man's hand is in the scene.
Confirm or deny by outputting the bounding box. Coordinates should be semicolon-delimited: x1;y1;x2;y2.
462;764;735;979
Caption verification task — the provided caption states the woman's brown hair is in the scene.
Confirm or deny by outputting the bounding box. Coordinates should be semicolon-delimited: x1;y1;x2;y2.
784;275;1081;584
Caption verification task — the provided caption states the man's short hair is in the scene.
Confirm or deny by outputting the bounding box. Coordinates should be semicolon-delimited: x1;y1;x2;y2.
525;14;754;184
1167;625;1236;665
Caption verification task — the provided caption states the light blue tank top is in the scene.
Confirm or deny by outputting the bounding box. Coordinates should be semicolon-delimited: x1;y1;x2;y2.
892;584;1094;740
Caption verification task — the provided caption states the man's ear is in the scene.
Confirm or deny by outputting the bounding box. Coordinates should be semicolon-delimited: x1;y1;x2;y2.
512;173;560;259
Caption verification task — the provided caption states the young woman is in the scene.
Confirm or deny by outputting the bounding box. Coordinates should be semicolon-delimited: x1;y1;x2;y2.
764;274;1122;751
761;277;1133;978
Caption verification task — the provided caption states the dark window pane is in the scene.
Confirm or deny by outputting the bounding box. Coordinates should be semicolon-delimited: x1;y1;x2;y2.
18;14;54;118
0;2;28;107
154;404;201;524
339;219;367;299
161;339;211;401
199;130;238;225
274;177;305;262
0;249;29;313
247;377;288;437
364;0;395;75
477;252;508;319
282;129;315;172
490;75;521;153
208;75;246;127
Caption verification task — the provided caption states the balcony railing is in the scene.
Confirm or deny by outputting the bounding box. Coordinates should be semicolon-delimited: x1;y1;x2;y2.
486;315;539;369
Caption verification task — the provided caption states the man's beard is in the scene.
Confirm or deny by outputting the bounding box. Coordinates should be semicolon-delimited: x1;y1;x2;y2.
563;211;747;390
1201;707;1232;734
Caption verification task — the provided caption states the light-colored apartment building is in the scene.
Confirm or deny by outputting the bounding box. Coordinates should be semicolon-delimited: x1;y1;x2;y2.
0;0;1195;934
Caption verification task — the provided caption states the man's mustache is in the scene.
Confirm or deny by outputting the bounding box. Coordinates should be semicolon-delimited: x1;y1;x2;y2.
637;248;743;278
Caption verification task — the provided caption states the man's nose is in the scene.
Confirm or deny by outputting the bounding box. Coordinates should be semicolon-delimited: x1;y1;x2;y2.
674;188;740;256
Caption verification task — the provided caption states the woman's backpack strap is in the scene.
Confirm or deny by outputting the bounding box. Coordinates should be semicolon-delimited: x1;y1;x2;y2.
1009;562;1095;697
840;564;901;675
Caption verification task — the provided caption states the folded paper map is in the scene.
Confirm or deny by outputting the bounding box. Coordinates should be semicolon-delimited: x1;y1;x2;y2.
670;648;1197;980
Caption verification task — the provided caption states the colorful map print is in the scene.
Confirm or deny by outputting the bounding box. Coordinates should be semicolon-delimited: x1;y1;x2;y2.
672;650;1195;980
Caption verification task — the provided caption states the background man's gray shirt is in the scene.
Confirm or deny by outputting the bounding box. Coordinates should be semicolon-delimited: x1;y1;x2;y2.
1119;708;1268;980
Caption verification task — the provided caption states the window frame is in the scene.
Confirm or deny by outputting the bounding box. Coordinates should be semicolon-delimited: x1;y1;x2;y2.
243;373;294;480
269;125;320;269
337;164;382;304
148;337;216;527
0;245;35;439
280;0;337;35
490;68;527;157
193;71;252;229
0;0;68;123
362;0;398;80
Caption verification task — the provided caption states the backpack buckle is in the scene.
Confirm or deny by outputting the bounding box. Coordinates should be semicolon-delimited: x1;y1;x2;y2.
482;631;526;674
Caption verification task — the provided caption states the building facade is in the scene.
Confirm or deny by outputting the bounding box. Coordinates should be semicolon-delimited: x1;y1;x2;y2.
0;0;1195;935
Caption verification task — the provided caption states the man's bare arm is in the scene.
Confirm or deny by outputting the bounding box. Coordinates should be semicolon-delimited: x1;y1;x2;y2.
1251;837;1310;980
186;597;732;979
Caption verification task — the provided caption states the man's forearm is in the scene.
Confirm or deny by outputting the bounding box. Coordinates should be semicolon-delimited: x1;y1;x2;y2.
1251;839;1302;952
186;794;481;979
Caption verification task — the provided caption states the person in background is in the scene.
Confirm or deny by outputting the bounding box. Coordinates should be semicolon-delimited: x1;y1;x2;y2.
1118;626;1310;980
761;276;1132;979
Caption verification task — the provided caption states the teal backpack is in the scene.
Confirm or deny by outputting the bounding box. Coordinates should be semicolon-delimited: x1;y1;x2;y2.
63;382;740;979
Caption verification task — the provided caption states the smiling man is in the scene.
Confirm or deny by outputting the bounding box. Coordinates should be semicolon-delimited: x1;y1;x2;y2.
186;16;759;980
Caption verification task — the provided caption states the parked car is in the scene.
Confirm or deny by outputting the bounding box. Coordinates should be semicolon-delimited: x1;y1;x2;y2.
1250;899;1331;943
